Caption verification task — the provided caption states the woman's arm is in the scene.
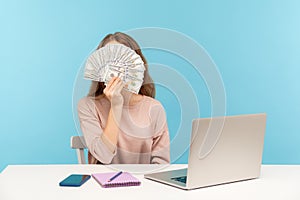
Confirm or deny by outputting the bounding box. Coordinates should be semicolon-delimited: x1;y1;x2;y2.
102;77;125;146
77;77;125;164
77;98;117;164
151;128;170;164
150;104;171;164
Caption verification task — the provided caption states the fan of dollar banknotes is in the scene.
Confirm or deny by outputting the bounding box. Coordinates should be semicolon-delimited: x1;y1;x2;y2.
84;43;145;94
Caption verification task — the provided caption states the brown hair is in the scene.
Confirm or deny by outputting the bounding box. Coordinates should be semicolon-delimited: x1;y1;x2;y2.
87;32;155;98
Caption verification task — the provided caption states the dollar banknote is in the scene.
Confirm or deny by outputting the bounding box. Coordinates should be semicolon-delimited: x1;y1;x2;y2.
103;64;144;94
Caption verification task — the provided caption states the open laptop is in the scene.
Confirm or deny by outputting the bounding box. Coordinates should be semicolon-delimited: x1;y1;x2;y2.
144;113;267;190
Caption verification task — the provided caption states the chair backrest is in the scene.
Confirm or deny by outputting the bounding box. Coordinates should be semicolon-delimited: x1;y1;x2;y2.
70;136;87;164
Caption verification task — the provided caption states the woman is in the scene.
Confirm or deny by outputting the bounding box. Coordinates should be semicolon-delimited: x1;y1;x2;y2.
78;32;170;164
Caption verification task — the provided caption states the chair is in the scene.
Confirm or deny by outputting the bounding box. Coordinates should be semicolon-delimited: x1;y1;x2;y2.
70;136;87;164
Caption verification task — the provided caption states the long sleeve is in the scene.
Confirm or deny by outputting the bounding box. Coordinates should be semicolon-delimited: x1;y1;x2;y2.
150;104;170;164
77;95;170;165
77;98;116;164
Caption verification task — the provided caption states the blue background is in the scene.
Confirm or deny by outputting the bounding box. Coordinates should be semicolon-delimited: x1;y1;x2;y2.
1;0;299;171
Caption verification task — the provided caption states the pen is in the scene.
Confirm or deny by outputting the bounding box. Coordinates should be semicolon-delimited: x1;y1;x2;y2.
108;171;123;182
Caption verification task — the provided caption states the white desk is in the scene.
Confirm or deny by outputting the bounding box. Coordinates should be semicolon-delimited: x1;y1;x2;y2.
1;164;299;200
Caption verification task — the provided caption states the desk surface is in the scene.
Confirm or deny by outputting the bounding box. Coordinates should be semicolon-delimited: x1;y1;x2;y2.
1;164;300;200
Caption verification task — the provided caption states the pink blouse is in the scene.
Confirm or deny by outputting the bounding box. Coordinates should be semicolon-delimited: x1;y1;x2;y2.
77;95;170;164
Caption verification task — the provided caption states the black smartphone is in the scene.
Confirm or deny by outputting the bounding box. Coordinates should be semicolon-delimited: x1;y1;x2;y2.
59;174;91;187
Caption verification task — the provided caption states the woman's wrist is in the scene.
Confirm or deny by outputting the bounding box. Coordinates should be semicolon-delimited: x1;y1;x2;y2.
111;97;124;107
110;102;123;124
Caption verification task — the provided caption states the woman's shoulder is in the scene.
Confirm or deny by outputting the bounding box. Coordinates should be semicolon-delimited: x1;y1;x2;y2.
142;95;165;112
78;95;108;109
78;96;94;107
143;95;162;105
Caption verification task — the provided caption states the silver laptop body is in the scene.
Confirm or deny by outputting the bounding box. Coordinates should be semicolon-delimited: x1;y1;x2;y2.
144;113;267;190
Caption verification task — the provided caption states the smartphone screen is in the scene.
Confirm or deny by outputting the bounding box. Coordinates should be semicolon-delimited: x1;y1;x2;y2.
59;174;91;187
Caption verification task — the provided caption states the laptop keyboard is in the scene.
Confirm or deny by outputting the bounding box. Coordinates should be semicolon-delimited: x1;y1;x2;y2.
171;176;187;184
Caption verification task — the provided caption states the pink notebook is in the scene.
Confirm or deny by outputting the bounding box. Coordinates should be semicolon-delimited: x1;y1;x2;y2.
92;172;141;188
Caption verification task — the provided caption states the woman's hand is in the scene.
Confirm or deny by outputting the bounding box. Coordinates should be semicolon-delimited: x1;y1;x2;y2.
102;77;126;147
103;77;125;106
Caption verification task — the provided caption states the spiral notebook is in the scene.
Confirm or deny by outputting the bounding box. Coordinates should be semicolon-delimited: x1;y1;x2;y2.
92;172;141;188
